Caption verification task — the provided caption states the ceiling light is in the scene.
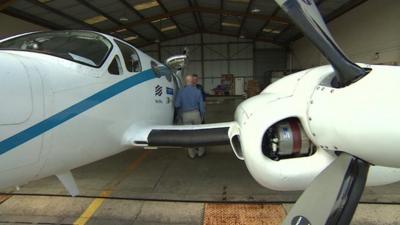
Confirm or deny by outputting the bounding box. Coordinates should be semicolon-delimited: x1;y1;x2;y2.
133;0;159;11
239;35;245;39
37;0;53;3
124;36;138;41
152;17;169;23
116;28;127;33
222;22;240;28
119;17;129;22
84;15;107;25
251;8;261;13
161;25;177;32
263;28;272;32
229;0;250;3
263;28;281;34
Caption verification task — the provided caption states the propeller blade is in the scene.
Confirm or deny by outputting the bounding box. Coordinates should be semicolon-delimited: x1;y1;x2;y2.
282;153;369;225
275;0;366;86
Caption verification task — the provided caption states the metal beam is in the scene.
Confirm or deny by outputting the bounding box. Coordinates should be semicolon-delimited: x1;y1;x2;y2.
118;0;166;39
160;41;253;47
187;0;201;31
0;0;15;11
325;0;368;22
138;31;197;47
200;32;204;77
25;0;98;31
219;0;223;31
237;0;255;37
76;0;152;42
203;30;285;47
197;6;289;24
157;42;161;61
3;7;64;30
138;29;285;49
255;6;280;38
107;7;193;32
155;0;184;33
106;6;290;33
192;0;204;31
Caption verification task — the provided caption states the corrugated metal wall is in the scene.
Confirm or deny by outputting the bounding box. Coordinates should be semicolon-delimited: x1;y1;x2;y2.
142;33;286;94
254;49;287;88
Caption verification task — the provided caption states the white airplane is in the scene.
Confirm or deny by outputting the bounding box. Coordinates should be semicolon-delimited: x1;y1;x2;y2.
0;0;399;224
0;30;186;195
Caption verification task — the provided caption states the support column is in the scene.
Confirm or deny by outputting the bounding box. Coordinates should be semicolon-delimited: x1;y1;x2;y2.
200;32;205;78
157;42;161;62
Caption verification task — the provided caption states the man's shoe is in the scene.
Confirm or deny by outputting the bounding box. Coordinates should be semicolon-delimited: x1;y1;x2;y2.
188;148;197;159
197;147;206;157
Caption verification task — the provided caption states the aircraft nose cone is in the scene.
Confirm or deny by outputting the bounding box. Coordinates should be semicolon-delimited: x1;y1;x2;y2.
0;52;34;125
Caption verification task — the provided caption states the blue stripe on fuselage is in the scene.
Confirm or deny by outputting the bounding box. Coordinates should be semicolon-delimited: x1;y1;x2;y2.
0;69;156;155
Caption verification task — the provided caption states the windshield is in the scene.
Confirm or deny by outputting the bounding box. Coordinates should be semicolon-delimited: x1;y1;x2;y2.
0;31;112;67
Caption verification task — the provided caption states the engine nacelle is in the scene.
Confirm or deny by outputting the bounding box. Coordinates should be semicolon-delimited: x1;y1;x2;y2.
230;66;400;191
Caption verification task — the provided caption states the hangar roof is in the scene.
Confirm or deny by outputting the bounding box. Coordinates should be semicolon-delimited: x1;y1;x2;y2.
1;0;368;47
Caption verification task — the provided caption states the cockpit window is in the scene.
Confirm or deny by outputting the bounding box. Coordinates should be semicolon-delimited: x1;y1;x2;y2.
114;40;141;73
0;31;112;67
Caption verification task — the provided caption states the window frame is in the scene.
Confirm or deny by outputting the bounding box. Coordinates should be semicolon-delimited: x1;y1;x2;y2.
0;31;114;68
107;55;123;76
114;39;142;74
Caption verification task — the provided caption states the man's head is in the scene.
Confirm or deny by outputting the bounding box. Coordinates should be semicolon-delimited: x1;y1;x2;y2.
185;74;194;86
192;74;199;85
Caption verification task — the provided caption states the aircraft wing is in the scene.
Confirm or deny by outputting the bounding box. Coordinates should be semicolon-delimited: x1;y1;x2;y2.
124;122;236;148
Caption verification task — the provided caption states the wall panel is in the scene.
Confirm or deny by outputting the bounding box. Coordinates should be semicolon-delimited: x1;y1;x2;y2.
142;33;285;93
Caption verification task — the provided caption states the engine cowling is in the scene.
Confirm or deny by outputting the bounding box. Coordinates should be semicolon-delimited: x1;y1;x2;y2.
232;92;336;191
230;66;400;191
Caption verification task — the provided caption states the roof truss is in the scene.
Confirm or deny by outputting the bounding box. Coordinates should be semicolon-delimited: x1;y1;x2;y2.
1;0;368;47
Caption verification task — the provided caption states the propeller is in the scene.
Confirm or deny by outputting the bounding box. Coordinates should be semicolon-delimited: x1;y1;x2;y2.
275;0;367;87
273;0;372;224
282;153;369;225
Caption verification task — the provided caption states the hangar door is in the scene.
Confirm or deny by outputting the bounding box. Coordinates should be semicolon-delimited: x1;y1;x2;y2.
254;49;287;89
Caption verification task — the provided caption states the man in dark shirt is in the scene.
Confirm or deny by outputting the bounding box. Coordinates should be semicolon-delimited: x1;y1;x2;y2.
192;74;206;102
193;74;206;124
175;74;206;159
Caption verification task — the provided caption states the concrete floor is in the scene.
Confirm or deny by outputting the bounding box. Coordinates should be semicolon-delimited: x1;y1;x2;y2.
0;96;399;224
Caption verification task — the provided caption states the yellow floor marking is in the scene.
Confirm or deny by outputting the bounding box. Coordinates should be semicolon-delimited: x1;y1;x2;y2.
0;194;11;204
74;150;152;225
203;203;286;225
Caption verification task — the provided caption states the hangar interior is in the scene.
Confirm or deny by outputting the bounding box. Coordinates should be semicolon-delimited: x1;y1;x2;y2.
0;0;399;224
